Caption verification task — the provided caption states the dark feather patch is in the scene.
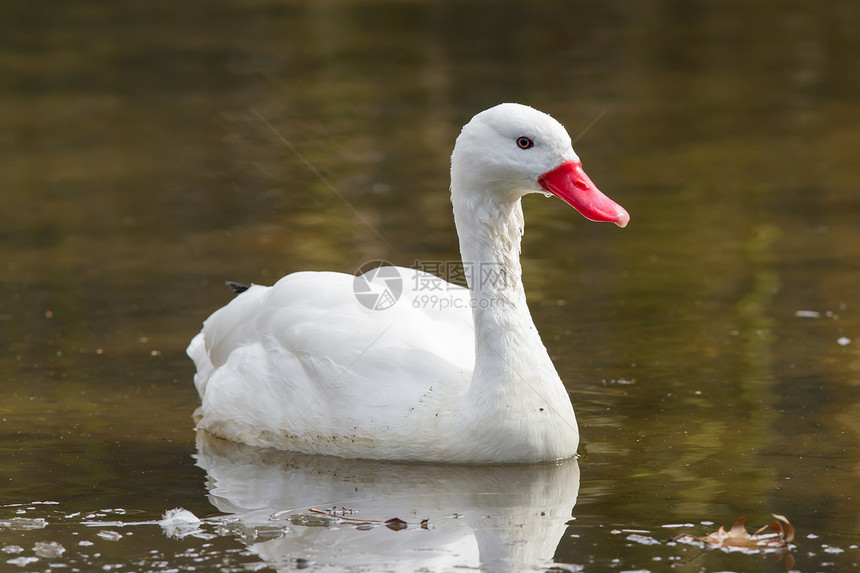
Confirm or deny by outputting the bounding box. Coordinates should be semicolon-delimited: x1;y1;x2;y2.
225;281;250;294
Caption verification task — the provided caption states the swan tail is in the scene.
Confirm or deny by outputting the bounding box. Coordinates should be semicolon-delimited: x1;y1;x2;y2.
187;332;214;397
225;281;249;294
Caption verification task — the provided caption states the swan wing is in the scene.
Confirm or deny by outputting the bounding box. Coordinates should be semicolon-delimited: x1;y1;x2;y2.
188;268;475;455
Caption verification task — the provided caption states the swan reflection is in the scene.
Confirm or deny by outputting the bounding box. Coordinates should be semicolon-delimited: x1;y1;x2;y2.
195;432;580;572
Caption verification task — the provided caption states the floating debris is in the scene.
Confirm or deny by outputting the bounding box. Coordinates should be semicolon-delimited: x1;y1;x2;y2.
96;530;122;541
795;310;820;318
672;514;794;555
626;533;660;546
601;379;636;386
321;506;357;516
3;518;47;530
308;507;372;524
384;518;408;531
837;337;851;346
300;507;419;531
159;508;202;539
5;556;39;567
33;541;65;559
290;513;337;528
1;545;23;554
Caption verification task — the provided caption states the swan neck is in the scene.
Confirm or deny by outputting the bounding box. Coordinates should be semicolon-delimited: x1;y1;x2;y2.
451;191;525;302
451;179;553;387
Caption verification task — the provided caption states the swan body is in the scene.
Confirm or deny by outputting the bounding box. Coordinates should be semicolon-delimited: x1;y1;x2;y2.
188;103;629;463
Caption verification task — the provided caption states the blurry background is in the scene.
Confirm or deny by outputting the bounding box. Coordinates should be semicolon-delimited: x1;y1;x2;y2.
0;0;858;570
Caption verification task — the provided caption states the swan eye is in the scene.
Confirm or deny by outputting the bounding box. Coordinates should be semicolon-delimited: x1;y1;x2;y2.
516;136;534;150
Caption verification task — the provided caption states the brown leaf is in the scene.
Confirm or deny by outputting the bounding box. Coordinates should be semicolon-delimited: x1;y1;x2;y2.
700;517;747;548
384;517;408;531
770;514;795;543
675;514;794;552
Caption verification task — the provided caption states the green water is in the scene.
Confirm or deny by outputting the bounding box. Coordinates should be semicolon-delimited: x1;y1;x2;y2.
1;0;858;571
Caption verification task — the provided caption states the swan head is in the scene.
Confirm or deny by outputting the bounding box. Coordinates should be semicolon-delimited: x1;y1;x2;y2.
451;103;629;228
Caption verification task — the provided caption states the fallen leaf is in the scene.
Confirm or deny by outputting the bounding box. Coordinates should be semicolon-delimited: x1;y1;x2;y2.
384;517;408;531
673;515;796;570
674;514;793;552
306;508;421;531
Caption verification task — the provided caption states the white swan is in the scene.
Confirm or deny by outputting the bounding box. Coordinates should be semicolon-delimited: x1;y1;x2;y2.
187;103;629;463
